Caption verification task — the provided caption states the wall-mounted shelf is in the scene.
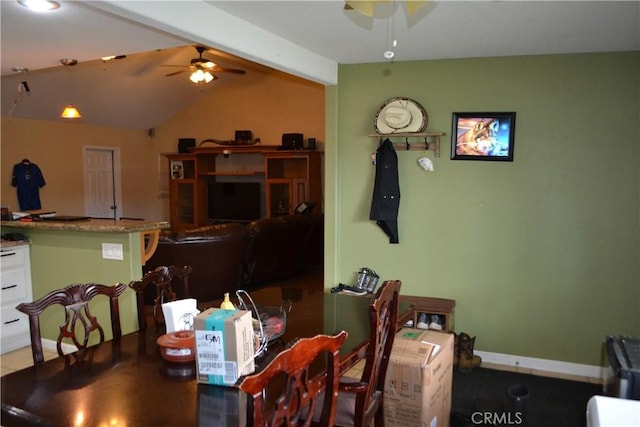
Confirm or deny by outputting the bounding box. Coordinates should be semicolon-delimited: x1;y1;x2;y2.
369;132;445;157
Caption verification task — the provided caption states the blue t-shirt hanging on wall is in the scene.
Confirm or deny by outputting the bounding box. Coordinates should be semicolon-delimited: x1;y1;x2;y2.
11;159;46;211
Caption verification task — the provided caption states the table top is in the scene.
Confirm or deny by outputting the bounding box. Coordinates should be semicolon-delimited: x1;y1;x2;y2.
2;291;403;427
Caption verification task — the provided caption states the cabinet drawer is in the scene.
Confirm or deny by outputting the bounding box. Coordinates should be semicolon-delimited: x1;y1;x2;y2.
1;305;29;338
0;269;28;303
0;246;27;269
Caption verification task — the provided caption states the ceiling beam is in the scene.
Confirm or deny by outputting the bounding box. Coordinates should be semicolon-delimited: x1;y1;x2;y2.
89;0;338;85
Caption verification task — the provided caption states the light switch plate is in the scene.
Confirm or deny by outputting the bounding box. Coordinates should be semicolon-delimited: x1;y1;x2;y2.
102;243;123;260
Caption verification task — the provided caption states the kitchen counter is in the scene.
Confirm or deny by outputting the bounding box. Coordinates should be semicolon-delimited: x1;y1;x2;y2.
1;218;169;233
1;219;170;341
0;239;30;248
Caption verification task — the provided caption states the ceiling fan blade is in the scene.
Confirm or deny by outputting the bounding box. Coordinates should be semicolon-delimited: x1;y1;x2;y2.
344;0;377;16
160;46;245;77
211;66;246;75
165;69;187;77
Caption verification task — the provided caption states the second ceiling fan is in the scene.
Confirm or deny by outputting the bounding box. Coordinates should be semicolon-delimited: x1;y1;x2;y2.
163;46;246;83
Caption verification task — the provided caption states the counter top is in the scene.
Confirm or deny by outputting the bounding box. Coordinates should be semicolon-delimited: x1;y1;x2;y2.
1;219;170;233
0;240;30;248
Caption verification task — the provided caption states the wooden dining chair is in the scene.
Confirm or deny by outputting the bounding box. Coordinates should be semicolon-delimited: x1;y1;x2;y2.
238;330;348;427
333;279;401;427
16;282;128;365
128;265;193;330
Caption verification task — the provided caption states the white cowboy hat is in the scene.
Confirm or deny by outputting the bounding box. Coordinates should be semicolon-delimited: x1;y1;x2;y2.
374;97;428;134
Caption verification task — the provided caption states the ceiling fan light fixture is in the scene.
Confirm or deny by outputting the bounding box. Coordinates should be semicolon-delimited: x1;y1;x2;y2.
344;0;427;17
60;105;82;119
189;69;215;84
101;54;127;62
60;58;82;119
17;0;60;12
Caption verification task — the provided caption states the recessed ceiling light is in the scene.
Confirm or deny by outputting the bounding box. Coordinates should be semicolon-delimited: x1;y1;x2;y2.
17;0;60;12
60;58;78;66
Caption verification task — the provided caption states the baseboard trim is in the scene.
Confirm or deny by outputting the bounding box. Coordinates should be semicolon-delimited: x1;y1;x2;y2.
42;338;77;355
475;350;605;385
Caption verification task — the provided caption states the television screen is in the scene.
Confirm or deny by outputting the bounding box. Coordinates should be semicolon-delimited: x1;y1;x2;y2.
208;182;262;222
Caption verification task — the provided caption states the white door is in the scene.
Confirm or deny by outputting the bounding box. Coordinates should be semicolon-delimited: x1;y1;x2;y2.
83;147;122;219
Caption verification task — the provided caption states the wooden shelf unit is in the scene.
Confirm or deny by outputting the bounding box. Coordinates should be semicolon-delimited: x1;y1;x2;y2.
199;171;265;177
165;147;322;229
264;151;322;217
399;295;455;333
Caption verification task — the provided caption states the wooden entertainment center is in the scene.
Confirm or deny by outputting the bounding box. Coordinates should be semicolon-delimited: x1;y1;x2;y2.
165;146;322;230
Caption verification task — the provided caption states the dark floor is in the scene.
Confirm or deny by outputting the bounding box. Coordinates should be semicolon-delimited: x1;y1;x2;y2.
451;366;602;427
209;269;603;427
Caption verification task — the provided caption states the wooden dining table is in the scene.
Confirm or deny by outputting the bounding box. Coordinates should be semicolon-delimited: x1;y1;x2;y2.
1;289;411;427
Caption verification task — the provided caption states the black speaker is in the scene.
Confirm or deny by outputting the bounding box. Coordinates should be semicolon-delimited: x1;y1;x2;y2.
178;138;196;153
234;130;252;144
282;133;304;150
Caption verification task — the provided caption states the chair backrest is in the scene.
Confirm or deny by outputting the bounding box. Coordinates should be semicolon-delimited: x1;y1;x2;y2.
128;265;193;330
356;279;401;425
16;282;128;365
238;330;348;427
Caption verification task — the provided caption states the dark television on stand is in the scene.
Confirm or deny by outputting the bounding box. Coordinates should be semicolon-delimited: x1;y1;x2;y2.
208;182;262;223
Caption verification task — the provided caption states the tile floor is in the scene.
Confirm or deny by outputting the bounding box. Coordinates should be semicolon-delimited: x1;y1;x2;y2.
1;346;57;377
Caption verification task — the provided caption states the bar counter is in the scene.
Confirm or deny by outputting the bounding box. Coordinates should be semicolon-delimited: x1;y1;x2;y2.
1;218;169;233
1;218;170;340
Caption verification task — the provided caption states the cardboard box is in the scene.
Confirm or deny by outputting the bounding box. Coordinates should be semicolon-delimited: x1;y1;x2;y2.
194;308;255;386
384;329;454;427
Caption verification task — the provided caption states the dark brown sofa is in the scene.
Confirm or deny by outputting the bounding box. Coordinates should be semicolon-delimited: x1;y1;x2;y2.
144;214;323;302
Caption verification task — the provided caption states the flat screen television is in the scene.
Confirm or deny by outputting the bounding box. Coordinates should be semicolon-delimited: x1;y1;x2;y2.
208;181;262;222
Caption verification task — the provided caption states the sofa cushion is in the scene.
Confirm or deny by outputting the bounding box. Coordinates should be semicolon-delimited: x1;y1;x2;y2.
164;223;247;242
146;215;324;302
245;215;318;286
146;223;249;301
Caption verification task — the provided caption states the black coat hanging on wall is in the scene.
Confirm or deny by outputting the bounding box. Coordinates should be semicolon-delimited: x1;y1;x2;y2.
369;139;400;244
11;159;46;211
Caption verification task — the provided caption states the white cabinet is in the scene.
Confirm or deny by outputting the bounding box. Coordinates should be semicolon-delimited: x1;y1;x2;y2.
1;243;33;353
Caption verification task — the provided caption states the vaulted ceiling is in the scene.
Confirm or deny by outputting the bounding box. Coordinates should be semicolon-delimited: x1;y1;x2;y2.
1;1;638;130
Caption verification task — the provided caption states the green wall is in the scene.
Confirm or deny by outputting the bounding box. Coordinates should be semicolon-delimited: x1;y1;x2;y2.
329;52;639;366
3;227;142;345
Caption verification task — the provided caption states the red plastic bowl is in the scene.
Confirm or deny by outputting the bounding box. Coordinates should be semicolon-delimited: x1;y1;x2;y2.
156;330;196;364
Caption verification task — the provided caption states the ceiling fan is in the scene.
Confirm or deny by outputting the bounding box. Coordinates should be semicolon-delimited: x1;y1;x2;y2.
163;46;246;83
344;0;427;17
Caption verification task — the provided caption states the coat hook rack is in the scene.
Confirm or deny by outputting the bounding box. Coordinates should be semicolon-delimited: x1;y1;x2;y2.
369;131;445;157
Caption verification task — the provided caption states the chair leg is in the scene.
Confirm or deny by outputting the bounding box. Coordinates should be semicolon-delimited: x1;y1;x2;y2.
452;332;459;367
374;406;385;426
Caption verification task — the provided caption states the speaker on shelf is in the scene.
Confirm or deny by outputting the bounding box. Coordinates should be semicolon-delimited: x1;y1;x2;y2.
178;138;196;153
234;130;252;144
282;133;304;150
